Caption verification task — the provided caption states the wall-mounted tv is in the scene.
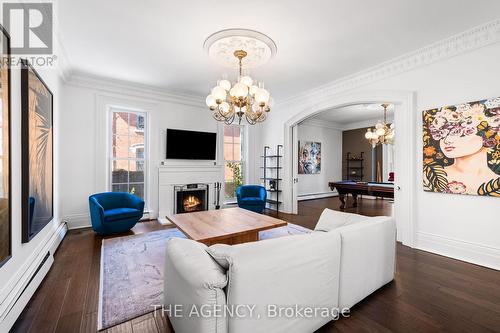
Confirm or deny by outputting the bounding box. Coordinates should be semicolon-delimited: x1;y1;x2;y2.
166;128;217;160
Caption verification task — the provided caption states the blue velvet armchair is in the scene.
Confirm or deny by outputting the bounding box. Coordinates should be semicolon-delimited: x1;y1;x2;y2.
236;185;267;214
89;192;145;235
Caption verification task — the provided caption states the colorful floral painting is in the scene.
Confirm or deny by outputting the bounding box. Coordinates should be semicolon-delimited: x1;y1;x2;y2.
298;141;321;174
422;97;500;196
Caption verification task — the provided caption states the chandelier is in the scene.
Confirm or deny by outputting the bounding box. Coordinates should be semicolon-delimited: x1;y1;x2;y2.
365;103;395;147
203;29;276;125
205;50;272;124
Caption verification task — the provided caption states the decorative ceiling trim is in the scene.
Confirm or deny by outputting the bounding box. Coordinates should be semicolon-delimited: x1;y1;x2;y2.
66;72;205;108
278;19;500;111
300;115;395;132
299;118;344;130
203;29;277;68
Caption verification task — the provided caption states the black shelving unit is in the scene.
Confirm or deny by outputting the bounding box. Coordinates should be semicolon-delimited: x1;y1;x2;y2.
261;145;283;216
346;152;364;181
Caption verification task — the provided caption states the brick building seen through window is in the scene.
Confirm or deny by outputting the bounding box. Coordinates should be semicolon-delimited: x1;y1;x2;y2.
224;125;245;201
110;109;147;201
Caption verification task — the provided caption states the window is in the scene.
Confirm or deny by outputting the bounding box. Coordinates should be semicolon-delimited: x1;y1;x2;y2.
136;115;145;131
109;109;147;202
224;125;245;201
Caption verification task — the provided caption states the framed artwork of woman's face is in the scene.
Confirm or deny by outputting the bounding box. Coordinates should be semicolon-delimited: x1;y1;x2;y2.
422;97;500;196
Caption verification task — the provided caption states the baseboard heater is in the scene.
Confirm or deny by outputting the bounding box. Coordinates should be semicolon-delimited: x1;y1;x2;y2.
5;251;51;318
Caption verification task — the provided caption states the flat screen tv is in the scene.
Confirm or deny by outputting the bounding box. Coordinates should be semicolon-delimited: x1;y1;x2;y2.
166;128;217;160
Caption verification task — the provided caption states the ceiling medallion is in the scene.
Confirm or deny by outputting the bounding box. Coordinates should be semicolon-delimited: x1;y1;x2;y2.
365;103;395;147
204;29;277;125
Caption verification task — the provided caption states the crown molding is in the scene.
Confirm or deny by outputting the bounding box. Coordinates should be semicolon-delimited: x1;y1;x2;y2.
54;36;71;82
300;115;395;132
299;118;344;130
341;115;394;131
278;19;500;111
66;72;205;108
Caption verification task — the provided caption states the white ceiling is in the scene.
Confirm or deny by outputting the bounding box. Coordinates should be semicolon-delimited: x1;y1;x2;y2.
310;104;394;125
57;0;500;99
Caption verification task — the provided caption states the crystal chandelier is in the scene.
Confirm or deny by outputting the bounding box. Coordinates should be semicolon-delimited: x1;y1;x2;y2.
365;103;395;147
205;50;272;125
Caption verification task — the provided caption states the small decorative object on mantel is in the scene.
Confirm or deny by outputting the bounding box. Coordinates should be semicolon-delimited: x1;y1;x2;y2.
422;96;500;196
298;141;321;174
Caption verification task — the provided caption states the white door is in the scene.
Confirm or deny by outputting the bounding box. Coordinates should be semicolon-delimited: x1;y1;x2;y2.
292;125;299;214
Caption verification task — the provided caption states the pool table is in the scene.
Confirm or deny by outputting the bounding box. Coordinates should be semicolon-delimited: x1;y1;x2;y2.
328;181;394;209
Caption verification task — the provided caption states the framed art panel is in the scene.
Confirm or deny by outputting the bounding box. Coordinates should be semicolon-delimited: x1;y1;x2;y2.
21;59;54;243
298;141;321;174
0;25;11;267
422;97;500;196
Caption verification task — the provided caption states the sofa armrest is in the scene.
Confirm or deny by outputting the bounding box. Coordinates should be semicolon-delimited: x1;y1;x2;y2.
314;208;368;232
336;216;396;308
164;238;228;333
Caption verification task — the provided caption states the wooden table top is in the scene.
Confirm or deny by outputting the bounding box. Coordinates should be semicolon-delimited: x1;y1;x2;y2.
166;207;287;244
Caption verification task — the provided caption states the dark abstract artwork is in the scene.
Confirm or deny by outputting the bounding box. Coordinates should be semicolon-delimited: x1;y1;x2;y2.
21;60;53;242
0;25;11;267
298;141;321;174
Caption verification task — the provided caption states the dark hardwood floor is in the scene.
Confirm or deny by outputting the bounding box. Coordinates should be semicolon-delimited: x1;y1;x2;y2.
268;196;394;230
11;197;500;333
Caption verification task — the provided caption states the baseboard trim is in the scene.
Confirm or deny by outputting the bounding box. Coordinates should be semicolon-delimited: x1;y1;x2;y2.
298;192;338;201
416;231;500;271
0;221;67;331
158;218;173;226
64;213;91;229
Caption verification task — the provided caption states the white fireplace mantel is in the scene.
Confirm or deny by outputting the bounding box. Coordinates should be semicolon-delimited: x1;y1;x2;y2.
157;164;224;224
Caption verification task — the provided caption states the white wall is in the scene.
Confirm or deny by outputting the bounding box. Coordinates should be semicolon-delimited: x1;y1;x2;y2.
297;121;342;198
59;76;260;228
0;56;66;331
259;30;500;269
363;43;500;268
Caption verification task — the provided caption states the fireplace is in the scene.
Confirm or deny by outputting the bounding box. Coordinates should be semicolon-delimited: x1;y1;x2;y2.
174;184;209;214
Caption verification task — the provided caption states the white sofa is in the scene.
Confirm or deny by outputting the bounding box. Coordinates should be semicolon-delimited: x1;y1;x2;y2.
164;209;396;333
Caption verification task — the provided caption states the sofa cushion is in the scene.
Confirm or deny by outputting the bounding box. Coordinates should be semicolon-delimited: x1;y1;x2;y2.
206;232;341;333
164;238;228;333
104;207;142;222
314;208;368;232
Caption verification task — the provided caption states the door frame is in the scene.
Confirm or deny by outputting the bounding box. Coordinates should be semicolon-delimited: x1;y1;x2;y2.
282;90;416;247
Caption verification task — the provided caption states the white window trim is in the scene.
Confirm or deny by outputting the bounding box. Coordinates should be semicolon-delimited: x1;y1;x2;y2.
95;94;157;218
108;107;149;206
223;124;247;203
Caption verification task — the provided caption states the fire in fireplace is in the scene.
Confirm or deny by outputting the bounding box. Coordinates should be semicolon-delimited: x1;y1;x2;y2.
174;184;209;214
183;195;201;212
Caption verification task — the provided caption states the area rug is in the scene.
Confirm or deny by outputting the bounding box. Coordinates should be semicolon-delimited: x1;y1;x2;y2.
98;223;310;330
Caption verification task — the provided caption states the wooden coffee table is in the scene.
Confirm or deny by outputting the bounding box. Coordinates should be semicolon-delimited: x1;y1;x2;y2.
166;207;287;246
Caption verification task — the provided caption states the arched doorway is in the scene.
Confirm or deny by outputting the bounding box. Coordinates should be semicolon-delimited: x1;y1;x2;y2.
281;90;416;246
